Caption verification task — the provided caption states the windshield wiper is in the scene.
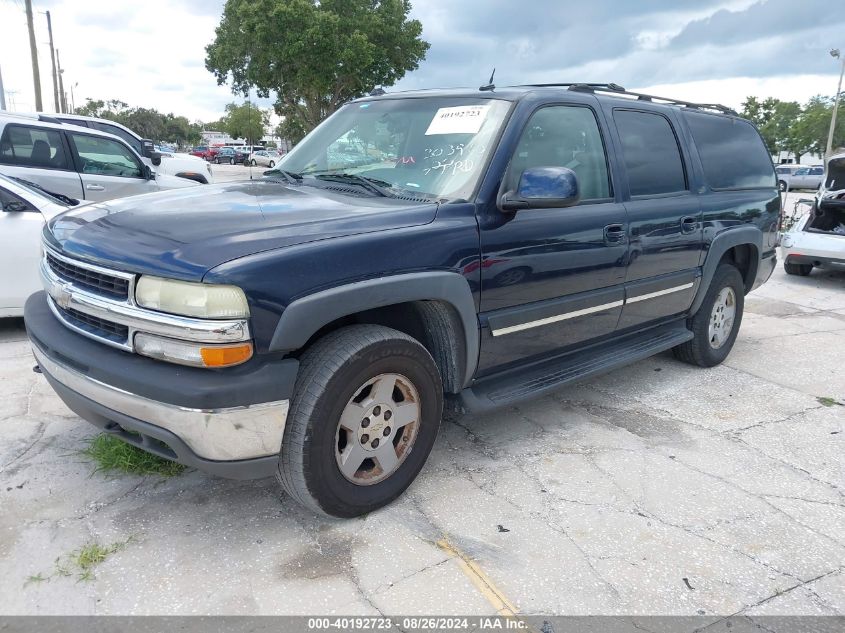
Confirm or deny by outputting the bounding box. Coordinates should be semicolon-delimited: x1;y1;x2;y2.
11;176;79;206
262;169;303;185
312;173;396;198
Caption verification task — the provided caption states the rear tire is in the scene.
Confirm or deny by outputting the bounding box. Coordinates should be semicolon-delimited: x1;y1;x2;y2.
778;180;787;192
277;325;443;518
269;160;275;168
673;264;745;367
250;159;257;167
784;261;812;276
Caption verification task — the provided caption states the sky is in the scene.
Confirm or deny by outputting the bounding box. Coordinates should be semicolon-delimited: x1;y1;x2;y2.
0;0;843;124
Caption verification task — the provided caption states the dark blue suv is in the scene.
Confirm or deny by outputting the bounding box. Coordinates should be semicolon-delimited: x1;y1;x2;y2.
25;83;780;517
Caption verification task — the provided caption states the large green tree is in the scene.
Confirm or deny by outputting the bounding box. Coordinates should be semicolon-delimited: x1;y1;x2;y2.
220;101;269;144
205;0;429;143
791;95;845;159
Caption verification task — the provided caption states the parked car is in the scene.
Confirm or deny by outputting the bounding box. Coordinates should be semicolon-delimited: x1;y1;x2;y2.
214;147;249;165
248;150;280;167
775;164;824;192
40;113;214;185
0;173;77;317
0;112;199;202
191;145;220;162
780;152;845;275
25;84;779;517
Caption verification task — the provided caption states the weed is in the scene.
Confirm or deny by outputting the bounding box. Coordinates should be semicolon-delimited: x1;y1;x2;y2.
82;434;185;477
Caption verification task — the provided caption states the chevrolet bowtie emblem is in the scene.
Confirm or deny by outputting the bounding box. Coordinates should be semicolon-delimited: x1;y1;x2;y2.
51;282;73;310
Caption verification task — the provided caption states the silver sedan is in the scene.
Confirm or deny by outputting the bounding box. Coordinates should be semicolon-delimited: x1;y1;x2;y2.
247;150;281;168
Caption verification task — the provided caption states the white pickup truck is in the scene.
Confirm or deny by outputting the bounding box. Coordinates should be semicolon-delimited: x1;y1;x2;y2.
45;113;214;184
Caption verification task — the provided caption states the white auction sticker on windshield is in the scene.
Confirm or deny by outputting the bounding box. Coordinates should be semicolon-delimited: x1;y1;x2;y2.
425;105;490;135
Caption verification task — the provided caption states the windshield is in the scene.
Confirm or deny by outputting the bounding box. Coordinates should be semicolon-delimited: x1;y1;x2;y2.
275;97;512;201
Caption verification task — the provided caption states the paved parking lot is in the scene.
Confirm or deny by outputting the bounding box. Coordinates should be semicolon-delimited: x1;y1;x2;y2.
0;191;843;616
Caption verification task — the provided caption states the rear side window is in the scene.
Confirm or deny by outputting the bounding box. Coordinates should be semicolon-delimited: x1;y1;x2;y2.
684;112;776;190
810;167;824;176
0;125;70;170
614;110;687;196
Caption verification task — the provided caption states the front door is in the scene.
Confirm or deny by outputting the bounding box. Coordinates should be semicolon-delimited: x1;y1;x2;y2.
477;103;628;375
66;131;151;201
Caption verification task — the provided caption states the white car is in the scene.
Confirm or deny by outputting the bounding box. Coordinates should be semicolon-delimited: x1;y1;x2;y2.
0;173;76;316
247;150;280;167
44;113;214;184
779;153;845;276
0;112;199;203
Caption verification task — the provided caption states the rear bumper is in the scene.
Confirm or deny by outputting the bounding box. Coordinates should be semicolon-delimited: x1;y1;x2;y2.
785;253;845;268
25;291;298;478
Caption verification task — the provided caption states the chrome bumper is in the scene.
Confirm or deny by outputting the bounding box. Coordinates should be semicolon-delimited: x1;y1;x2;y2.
32;345;289;462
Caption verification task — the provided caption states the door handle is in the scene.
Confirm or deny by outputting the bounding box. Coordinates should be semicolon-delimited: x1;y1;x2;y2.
604;224;627;244
680;216;697;234
85;184;105;191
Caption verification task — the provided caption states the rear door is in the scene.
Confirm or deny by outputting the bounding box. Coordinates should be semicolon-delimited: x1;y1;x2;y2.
0;124;83;200
606;107;702;330
66;131;153;201
808;166;824;189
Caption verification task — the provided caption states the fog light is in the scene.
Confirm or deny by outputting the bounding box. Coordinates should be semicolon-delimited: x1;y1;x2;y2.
135;333;253;368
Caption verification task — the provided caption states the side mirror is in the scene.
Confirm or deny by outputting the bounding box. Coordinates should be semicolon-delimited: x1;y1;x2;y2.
500;166;580;211
150;151;162;167
141;139;155;158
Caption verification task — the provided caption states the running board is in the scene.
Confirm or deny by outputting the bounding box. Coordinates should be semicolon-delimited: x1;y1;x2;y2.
459;322;693;413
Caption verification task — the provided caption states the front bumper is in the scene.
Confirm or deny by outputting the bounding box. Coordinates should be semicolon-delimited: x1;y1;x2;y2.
25;292;298;479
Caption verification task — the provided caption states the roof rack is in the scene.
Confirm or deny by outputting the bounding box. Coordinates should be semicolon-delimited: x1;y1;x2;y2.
518;83;737;115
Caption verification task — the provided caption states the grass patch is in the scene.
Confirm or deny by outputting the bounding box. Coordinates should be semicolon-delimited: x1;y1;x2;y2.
27;537;135;586
817;397;841;407
58;538;133;582
82;434;185;477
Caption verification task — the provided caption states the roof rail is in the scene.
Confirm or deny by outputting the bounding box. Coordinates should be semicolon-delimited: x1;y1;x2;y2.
518;82;737;115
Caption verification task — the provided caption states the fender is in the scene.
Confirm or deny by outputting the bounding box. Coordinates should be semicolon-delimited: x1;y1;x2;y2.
689;225;762;315
269;272;480;387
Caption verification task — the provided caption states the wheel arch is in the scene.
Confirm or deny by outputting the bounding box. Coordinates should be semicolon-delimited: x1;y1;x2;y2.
269;272;479;391
690;226;762;315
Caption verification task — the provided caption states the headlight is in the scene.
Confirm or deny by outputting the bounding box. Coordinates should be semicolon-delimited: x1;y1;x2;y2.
135;276;249;319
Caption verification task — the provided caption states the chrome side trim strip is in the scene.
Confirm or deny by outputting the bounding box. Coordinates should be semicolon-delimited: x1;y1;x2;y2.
491;300;624;337
627;282;694;304
40;257;250;348
32;345;288;461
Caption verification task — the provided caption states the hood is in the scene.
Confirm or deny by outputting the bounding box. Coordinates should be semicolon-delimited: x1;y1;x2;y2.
154;172;202;190
46;180;438;280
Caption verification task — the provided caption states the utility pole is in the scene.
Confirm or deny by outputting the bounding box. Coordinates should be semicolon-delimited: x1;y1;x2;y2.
0;66;6;110
46;11;60;113
56;49;67;113
25;0;43;112
826;48;845;159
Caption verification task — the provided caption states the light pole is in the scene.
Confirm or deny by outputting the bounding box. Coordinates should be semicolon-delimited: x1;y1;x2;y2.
826;48;845;158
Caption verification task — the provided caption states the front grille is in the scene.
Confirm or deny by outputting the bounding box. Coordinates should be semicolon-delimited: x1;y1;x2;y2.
57;305;129;344
47;252;130;300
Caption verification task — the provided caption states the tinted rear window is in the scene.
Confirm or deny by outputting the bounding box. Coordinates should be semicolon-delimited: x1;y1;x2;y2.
684;112;775;190
614;110;687;196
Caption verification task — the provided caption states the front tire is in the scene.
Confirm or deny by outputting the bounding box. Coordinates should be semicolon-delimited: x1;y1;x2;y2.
277;325;443;518
784;261;812;276
673;264;745;367
250;159;257;167
778;180;787;192
269;160;275;168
